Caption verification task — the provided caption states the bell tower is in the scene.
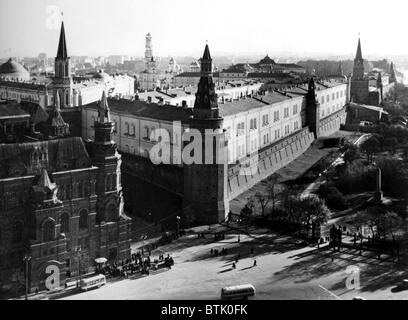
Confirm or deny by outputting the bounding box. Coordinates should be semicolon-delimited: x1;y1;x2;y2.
183;43;229;225
52;21;73;108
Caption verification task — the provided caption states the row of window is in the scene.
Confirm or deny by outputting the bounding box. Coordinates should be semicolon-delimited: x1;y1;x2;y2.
320;90;346;105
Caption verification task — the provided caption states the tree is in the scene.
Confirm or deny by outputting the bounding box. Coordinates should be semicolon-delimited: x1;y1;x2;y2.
360;136;381;162
266;173;281;216
240;197;254;220
254;192;270;217
383;137;399;154
297;196;330;230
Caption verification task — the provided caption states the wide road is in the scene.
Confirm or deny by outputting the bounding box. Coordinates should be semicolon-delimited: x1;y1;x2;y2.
61;230;408;300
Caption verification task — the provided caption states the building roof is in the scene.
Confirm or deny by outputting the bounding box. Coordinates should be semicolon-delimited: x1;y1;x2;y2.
85;98;193;123
0;102;30;120
0;137;92;179
57;21;68;59
0;58;30;79
258;55;276;65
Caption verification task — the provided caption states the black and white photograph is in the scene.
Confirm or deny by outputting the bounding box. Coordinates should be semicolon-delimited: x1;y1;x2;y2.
1;0;408;307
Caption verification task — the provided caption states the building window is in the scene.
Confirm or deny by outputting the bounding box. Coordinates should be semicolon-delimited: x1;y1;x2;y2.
262;114;269;126
321;96;325;104
43;220;55;242
61;213;70;234
144;126;150;140
273;111;280;122
250;118;257;130
294;121;299;130
125;122;129;135
107;204;117;222
79;209;88;229
131;124;135;136
293;104;298;115
332;93;335;100
284;108;289;118
12;222;23;244
237;122;245;136
326;94;330;102
113;121;117;134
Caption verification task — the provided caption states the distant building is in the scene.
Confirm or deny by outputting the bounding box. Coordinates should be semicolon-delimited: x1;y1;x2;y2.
138;33;166;90
0;22;135;109
350;38;396;106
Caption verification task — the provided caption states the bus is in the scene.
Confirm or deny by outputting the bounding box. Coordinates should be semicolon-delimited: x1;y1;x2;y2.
79;274;106;291
221;284;255;300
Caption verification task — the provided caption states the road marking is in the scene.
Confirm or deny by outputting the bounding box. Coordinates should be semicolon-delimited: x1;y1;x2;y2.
318;284;342;300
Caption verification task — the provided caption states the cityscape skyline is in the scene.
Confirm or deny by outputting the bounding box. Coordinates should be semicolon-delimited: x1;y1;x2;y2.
1;0;407;59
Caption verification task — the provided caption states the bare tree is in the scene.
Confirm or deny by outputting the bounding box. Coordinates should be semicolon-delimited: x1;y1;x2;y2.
255;192;270;217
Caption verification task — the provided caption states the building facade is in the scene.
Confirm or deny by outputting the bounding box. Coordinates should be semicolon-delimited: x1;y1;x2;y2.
0;93;131;296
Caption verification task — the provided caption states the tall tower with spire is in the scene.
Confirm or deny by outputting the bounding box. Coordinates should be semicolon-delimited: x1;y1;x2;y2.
52;21;73;108
92;91;124;222
350;37;369;104
91;91;131;260
337;60;344;77
183;43;229;225
306;77;321;138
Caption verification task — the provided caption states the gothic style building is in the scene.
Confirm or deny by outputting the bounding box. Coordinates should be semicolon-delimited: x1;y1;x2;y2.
0;92;131;296
350;38;396;106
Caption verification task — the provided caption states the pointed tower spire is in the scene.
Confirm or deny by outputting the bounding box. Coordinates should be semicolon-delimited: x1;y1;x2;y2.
57;21;68;59
55;91;61;111
193;43;219;117
355;38;362;61
98;91;111;123
352;37;365;80
338;60;344;76
390;62;397;83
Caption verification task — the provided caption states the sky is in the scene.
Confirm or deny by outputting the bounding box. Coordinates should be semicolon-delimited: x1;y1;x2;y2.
0;0;407;59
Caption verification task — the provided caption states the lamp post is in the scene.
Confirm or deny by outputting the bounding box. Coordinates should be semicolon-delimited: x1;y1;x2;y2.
23;255;31;300
176;216;180;238
75;246;82;287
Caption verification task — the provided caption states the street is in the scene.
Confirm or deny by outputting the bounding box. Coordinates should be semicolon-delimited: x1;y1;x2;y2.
61;229;408;300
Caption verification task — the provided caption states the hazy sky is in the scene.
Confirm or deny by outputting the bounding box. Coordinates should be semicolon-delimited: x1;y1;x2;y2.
0;0;407;59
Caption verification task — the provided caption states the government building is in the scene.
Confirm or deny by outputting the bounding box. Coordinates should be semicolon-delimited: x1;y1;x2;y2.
81;44;348;225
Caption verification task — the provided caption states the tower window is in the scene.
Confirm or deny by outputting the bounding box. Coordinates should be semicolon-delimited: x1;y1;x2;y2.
43;219;55;242
79;209;88;229
61;213;70;233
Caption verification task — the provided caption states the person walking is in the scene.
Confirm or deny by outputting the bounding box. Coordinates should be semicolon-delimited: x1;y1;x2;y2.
253;260;257;267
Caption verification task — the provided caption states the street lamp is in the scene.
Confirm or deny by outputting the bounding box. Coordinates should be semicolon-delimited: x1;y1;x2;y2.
176;216;181;238
23;255;31;300
75;246;82;287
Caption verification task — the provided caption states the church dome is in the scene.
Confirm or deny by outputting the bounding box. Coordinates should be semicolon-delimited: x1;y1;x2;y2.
259;54;275;65
0;58;30;81
94;69;112;83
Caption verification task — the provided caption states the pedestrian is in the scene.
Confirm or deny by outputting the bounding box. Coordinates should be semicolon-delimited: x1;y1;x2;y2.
253;260;257;267
232;263;236;269
210;248;213;255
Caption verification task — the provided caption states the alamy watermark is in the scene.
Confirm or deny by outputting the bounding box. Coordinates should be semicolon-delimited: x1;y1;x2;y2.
146;121;259;176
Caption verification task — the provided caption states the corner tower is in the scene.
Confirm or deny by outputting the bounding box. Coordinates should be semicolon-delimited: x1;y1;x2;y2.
92;91;124;224
350;37;369;104
183;43;229;225
306;77;320;138
52;21;73;108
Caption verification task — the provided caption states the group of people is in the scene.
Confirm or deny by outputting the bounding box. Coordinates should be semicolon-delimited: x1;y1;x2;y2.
99;251;174;278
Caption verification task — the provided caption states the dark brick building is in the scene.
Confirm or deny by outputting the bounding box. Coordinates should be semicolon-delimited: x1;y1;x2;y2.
0;90;131;295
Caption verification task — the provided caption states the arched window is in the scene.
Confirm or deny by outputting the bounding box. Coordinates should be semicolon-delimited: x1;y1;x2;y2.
107;204;117;222
79;209;88;229
43;219;55;242
78;182;84;198
60;213;70;234
12;222;23;243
